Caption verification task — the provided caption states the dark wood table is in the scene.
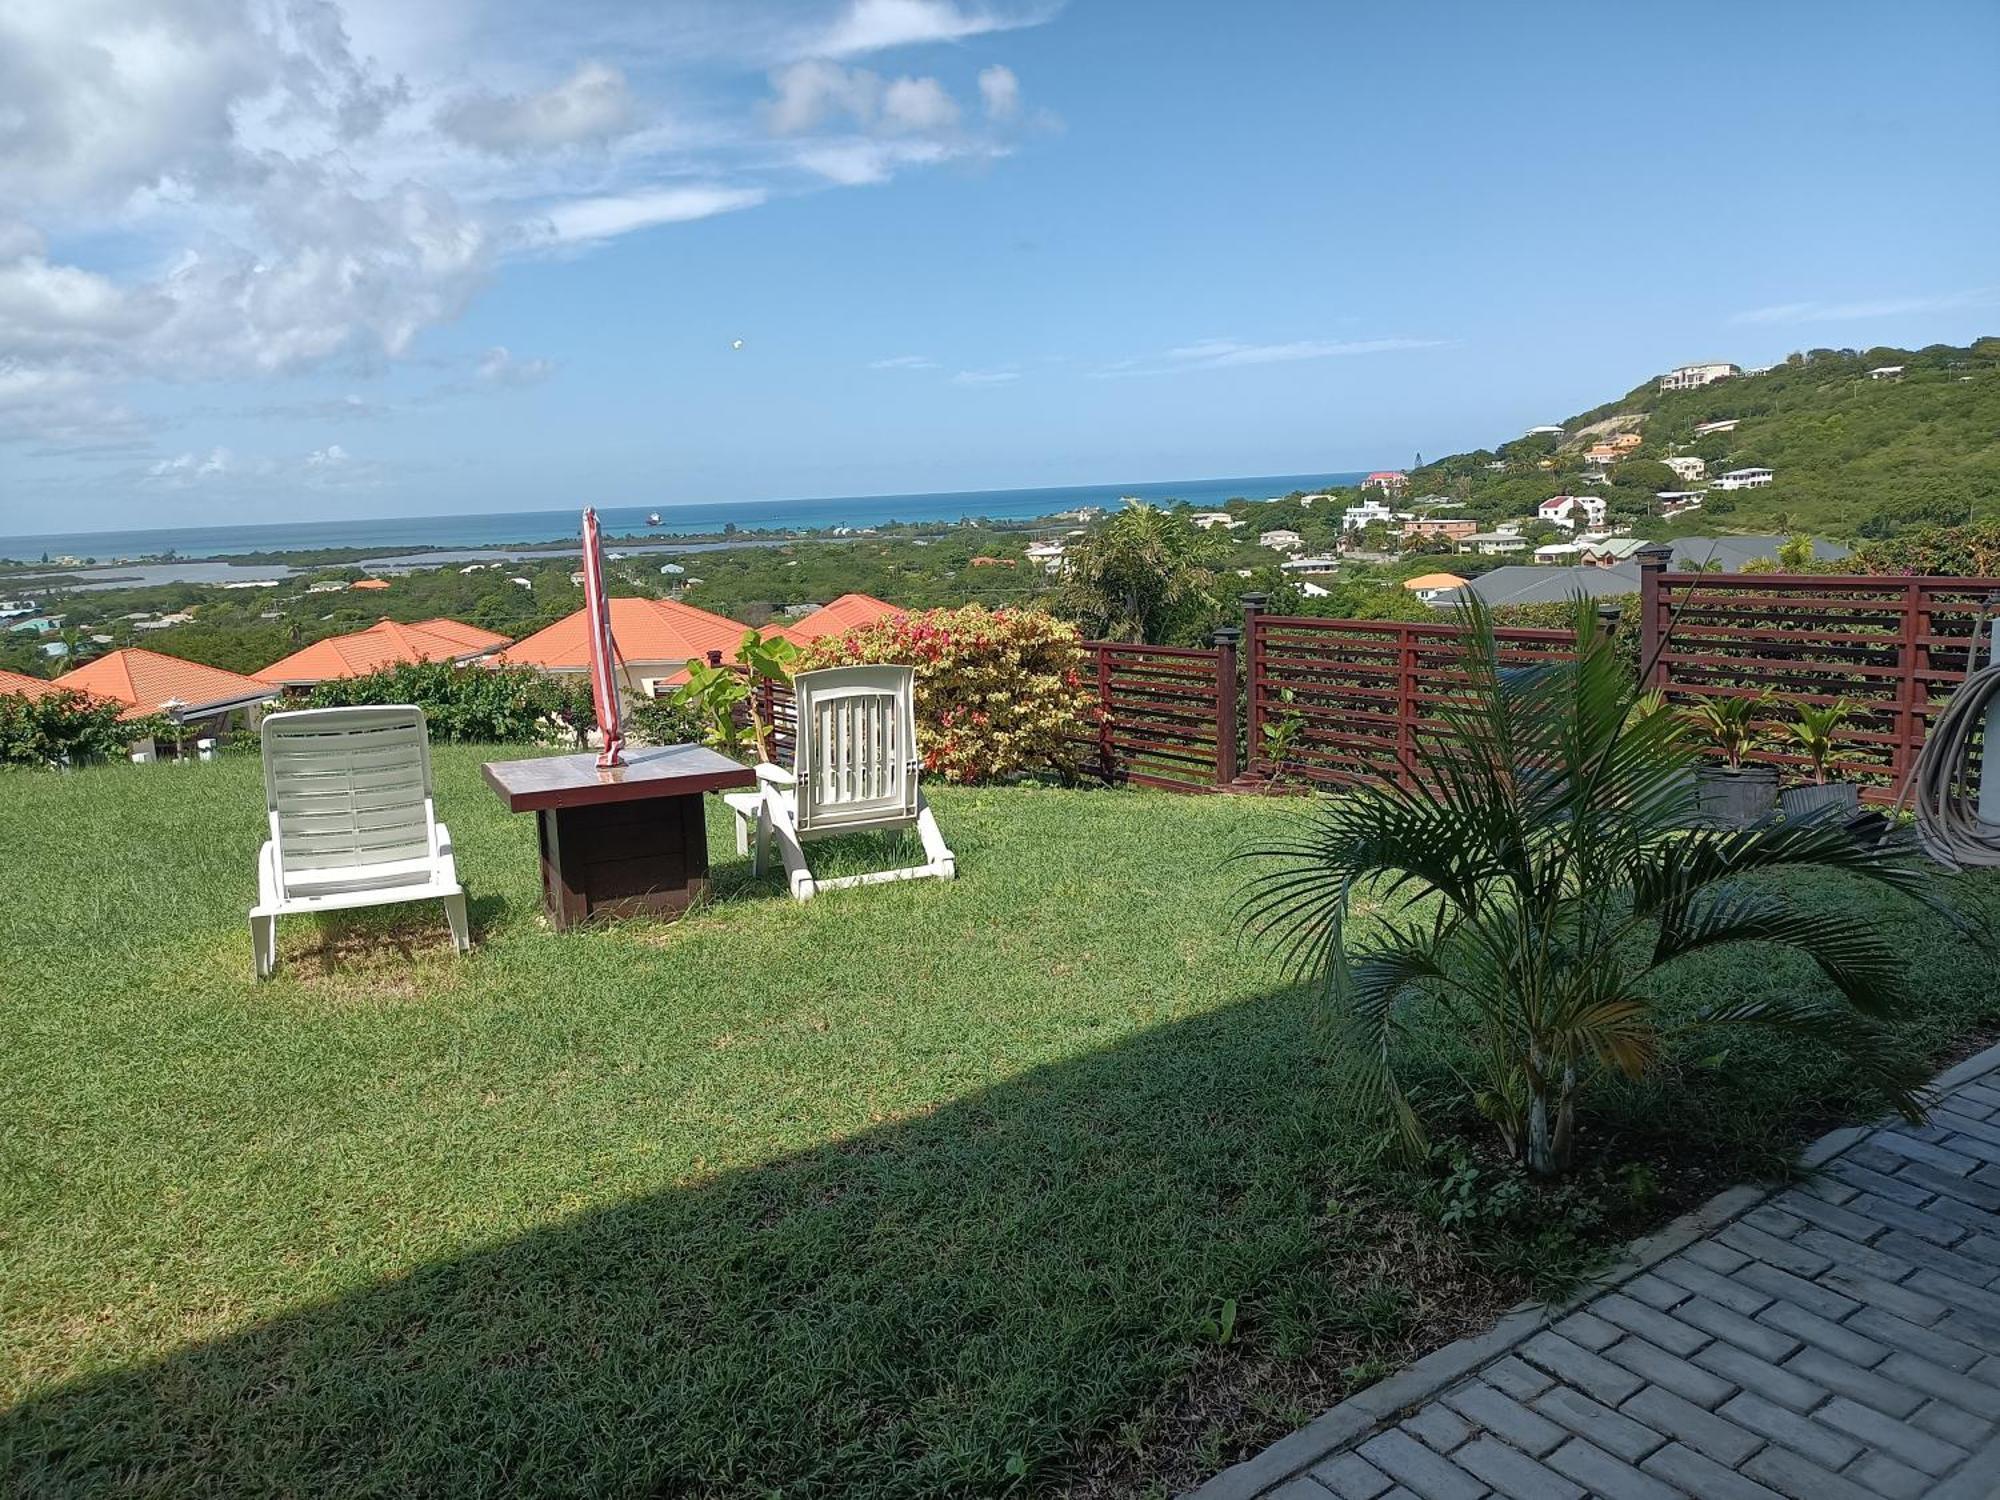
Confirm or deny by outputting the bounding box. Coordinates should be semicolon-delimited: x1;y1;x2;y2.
481;746;755;930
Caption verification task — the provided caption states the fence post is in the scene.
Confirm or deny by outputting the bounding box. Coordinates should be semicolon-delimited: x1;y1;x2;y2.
1094;644;1114;784
1240;593;1267;778
1395;624;1418;787
1635;543;1673;688
1892;579;1924;795
1210;627;1240;787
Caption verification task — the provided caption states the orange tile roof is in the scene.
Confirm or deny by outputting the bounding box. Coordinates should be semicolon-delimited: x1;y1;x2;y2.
495;596;749;672
350;578;390;590
776;592;905;645
1402;572;1470;591
55;649;276;721
254;617;513;685
0;668;62;701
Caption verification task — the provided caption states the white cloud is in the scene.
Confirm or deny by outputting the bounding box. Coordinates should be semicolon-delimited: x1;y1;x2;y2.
978;64;1019;120
437;62;639;155
810;0;1041;58
1094;336;1448;378
305;443;349;467
1728;288;1999;325
477;345;555;385
868;353;938;369
950;367;1019;385
766;59;886;135
144;446;239;487
539;185;768;244
880;76;960;132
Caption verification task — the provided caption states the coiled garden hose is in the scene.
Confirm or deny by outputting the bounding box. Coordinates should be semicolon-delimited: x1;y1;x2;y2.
1897;600;2000;869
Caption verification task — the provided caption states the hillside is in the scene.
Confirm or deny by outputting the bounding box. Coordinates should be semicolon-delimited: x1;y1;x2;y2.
1406;336;2000;540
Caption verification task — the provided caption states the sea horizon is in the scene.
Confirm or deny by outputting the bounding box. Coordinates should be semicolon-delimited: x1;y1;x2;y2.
0;471;1371;565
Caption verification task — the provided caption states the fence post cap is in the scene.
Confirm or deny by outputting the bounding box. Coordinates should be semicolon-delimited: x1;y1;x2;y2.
1239;592;1269;609
1635;543;1674;567
1210;625;1242;645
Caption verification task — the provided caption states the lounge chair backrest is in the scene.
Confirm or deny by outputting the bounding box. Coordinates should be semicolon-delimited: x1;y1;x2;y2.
261;705;439;895
791;665;920;835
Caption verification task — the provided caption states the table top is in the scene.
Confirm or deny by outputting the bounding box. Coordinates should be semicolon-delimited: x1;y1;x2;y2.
481;744;755;812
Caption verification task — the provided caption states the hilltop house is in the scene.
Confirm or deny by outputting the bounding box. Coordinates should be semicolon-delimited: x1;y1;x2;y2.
498;596;758;701
1657;492;1707;518
1025;540;1067;572
1660;362;1739;392
1583;443;1622;467
1188;512;1242;531
1402;516;1477;542
1609;432;1644;452
1280;554;1342;575
253;617;512;688
349;578;390;592
1868;365;1905;380
1258;529;1305;551
1664;455;1707;482
1460;532;1530;557
1712;467;1774;490
1524;424;1565;437
1361;471;1408;495
1538;495;1607;531
770;593;903;646
1341;498;1397;531
1401;571;1468;604
1693;418;1741;436
53;648;278;759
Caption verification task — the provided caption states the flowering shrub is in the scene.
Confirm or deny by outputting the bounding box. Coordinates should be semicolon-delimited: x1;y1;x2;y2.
303;661;595;744
798;606;1093;783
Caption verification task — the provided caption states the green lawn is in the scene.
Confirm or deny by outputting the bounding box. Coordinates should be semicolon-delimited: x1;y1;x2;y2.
2;748;1995;1498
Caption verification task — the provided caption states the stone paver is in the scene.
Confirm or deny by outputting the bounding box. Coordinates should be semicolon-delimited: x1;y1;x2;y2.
1187;1043;2000;1499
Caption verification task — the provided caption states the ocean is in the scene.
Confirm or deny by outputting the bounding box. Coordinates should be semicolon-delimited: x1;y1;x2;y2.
0;472;1368;565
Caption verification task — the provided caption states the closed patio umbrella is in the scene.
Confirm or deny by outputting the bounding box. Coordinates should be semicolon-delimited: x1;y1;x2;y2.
581;507;624;768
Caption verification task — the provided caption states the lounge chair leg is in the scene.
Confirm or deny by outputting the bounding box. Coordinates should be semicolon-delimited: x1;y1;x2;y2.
915;796;956;880
251;913;277;980
443;892;471;954
754;802;772;877
734;810;750;857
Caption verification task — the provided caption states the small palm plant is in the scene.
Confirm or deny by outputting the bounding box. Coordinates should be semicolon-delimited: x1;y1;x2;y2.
1786;700;1852;786
1242;596;1949;1177
1679;692;1771;771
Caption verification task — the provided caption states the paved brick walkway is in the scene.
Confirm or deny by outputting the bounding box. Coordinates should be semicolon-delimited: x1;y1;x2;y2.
1191;1046;2000;1500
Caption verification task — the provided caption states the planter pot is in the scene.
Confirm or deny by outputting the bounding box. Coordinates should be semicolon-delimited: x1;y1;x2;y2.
1694;764;1779;828
1780;782;1861;823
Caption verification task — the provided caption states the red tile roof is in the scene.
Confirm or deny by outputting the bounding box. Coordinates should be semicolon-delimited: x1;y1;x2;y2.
350;578;391;590
55;649;277;721
254;617;511;685
495;596;748;672
0;668;62;701
773;592;905;645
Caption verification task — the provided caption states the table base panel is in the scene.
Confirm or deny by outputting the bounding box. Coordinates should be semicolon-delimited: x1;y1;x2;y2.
536;795;710;930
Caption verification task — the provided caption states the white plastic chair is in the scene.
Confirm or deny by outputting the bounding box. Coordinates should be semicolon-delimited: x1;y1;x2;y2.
249;705;470;978
725;665;955;901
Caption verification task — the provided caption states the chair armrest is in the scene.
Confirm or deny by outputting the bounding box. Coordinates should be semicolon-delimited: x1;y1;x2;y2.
754;761;796;787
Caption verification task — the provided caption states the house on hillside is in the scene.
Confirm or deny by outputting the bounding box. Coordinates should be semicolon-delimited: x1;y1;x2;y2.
1460;532;1530;557
1538;495;1607;531
770;593;903;646
1188;512;1242;531
1402;516;1477;542
1341;498;1397;531
1361;471;1408;495
1535;542;1583;564
253;618;511;689
1580;537;1650;567
1660;362;1739;392
1609;432;1644;452
1663;455;1707;482
1258;529;1305;551
1712;467;1774;490
1280;554;1342;575
1524;424;1565;437
53;649;278;759
349;578;390;592
1692;418;1741;436
1868;365;1905;380
498;596;758;701
1657;492;1706;518
1025;539;1067;571
1583;443;1622;467
1401;571;1468;604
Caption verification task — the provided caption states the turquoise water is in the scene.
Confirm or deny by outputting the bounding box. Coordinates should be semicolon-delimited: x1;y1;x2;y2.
0;472;1368;562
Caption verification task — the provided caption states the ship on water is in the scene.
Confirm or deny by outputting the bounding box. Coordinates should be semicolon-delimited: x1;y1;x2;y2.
646;511;662;526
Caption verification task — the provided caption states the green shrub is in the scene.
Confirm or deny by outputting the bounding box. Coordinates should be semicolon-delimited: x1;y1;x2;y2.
798;606;1094;783
300;662;594;744
625;693;709;748
0;689;168;768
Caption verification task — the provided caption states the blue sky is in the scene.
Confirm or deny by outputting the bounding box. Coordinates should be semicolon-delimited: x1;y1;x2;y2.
3;0;1997;533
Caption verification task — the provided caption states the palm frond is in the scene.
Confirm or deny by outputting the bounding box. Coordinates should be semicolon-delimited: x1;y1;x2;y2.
1647;888;1910;1018
1679;994;1930;1121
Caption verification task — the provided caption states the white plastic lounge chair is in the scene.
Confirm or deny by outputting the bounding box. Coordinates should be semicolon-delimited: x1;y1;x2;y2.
249;705;470;978
725;664;955;901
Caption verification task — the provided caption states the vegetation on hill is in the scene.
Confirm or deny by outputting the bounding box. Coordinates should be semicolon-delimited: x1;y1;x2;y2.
1408;337;2000;540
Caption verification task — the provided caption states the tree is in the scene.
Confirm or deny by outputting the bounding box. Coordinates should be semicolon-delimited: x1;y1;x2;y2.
1241;596;1948;1177
1052;503;1221;645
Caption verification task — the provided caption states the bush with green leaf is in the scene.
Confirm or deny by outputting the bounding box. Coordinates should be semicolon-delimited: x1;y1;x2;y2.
623;693;709;749
1243;596;1954;1177
301;662;594;744
0;689;168;768
799;605;1094;783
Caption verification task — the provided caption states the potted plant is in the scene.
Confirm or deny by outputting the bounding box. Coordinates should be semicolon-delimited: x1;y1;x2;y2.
1679;692;1779;827
1780;700;1861;821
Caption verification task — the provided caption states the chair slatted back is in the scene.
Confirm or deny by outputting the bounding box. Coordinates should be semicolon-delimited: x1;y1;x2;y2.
792;665;920;834
262;706;438;892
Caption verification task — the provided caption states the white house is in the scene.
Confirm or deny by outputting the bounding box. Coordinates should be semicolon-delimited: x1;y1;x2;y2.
1537;495;1607;531
1341;498;1397;532
1693;418;1741;436
1189;511;1242;531
1657;491;1706;517
1535;542;1583;564
1297;579;1332;598
1280;554;1342;574
1660;362;1740;393
1025;540;1067;573
1867;365;1905;380
1663;455;1707;482
1258;529;1305;551
1524;424;1566;437
1460;532;1530;556
1712;467;1774;490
